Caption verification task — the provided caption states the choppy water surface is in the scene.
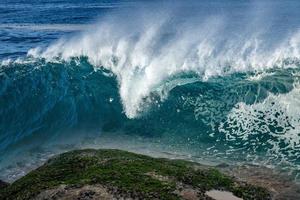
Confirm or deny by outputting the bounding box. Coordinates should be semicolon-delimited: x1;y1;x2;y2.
1;0;300;182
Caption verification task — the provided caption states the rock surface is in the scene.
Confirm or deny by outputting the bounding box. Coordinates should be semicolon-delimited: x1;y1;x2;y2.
217;164;300;200
0;149;282;200
0;180;8;190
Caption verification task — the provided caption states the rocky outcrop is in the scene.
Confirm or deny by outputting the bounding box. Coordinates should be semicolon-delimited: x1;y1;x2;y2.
0;180;8;190
0;149;274;200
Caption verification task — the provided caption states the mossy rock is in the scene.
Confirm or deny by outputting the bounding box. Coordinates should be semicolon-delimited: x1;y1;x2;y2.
0;149;271;200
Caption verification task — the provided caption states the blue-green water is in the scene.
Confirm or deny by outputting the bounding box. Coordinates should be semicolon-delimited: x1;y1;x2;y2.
1;0;300;182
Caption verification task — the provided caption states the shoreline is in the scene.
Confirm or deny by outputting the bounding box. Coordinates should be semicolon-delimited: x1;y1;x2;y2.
1;132;299;185
0;148;299;200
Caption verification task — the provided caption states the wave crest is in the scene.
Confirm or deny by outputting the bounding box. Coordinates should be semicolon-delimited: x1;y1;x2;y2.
25;3;300;119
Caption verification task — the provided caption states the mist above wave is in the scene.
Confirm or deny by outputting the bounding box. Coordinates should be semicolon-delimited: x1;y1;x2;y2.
27;1;300;118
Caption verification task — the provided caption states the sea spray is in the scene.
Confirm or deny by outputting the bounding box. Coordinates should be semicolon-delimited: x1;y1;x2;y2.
28;3;300;118
1;0;300;182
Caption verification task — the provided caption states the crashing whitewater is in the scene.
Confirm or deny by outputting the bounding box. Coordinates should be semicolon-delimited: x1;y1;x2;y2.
1;2;300;181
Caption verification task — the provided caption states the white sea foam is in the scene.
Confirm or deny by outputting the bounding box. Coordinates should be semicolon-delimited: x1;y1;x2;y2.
219;83;300;166
0;59;12;66
27;3;300;118
0;24;91;31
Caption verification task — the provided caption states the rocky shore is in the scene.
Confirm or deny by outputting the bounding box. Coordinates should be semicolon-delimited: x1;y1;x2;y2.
0;149;299;200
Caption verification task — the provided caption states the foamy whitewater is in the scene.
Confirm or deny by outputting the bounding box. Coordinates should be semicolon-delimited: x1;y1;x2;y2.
27;10;300;118
1;0;300;182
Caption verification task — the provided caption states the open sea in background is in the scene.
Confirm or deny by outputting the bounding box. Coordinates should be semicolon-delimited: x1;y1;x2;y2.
1;0;300;183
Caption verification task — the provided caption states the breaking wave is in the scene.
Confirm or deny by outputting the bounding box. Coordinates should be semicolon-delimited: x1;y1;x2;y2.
1;1;300;181
28;5;300;118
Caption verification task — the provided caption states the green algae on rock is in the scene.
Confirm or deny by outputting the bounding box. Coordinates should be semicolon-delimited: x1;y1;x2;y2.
0;149;271;200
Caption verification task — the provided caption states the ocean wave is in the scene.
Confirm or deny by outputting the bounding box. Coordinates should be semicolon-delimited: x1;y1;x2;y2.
27;5;300;118
1;56;300;179
0;24;91;31
1;0;300;182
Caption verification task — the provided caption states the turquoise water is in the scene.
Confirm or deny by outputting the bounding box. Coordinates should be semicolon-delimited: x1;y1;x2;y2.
1;0;300;182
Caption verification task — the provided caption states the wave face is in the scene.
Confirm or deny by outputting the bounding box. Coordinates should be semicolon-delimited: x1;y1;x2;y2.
1;0;300;181
28;2;300;118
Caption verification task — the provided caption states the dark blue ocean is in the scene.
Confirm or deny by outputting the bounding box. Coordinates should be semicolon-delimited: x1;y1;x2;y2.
1;0;300;182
